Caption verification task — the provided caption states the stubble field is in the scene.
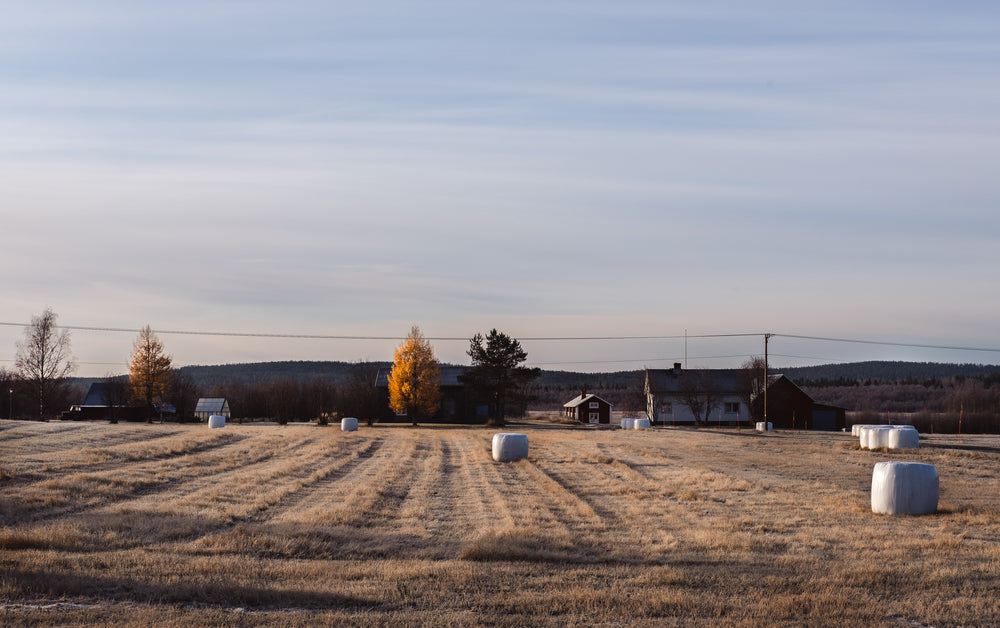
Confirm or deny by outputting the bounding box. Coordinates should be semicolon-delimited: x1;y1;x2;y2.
1;419;999;626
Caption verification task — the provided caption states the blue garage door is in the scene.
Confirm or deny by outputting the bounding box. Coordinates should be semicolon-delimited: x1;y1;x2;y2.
812;409;836;431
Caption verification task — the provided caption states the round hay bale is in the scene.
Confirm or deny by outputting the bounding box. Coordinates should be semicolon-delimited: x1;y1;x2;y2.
886;425;919;449
341;417;359;432
621;418;636;430
633;418;651;429
871;461;938;515
861;426;892;449
852;424;877;437
873;426;895;449
755;422;773;432
492;433;528;462
208;415;226;429
858;426;873;449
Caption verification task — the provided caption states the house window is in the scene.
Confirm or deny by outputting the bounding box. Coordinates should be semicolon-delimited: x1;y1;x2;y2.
661;402;672;414
589;401;599;409
443;398;456;416
589;412;599;423
724;402;740;414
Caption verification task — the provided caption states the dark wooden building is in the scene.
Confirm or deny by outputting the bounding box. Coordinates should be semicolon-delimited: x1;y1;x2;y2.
751;375;846;431
563;391;613;424
374;365;489;423
59;383;148;421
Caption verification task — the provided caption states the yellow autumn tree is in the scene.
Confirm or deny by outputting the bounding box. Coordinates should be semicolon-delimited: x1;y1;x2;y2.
388;326;441;425
129;325;173;421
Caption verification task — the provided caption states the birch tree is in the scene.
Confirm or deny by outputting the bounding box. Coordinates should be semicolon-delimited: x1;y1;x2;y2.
14;308;76;419
388;326;441;425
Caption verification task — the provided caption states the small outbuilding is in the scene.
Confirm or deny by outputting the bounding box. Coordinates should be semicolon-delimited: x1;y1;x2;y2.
564;391;613;425
195;398;231;422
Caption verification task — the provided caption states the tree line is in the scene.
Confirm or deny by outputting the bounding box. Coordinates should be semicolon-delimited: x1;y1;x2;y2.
4;309;999;427
2;312;542;426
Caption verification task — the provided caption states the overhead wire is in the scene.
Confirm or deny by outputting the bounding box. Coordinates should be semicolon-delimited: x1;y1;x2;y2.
4;321;1000;369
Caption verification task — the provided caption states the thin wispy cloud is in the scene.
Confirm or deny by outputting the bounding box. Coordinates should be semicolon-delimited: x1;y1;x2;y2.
2;1;999;373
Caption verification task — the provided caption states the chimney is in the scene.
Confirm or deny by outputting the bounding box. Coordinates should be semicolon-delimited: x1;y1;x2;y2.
673;362;682;375
581;389;587;400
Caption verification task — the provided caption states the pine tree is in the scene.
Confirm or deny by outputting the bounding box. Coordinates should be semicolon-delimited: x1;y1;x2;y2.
462;329;540;426
129;325;173;421
388;326;441;425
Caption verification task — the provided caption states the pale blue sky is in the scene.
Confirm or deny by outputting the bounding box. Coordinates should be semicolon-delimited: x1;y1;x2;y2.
3;2;1000;376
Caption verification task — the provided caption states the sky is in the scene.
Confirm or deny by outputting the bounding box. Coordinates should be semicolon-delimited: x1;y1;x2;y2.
3;1;1000;377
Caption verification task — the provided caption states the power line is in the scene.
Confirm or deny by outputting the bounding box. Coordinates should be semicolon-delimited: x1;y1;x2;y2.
531;353;758;367
5;319;1000;357
0;321;761;343
774;334;1000;354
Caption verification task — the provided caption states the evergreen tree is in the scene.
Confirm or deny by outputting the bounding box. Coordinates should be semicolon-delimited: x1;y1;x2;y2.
462;329;540;426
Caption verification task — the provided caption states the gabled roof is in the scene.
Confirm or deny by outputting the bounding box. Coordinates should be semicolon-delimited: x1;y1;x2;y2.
375;365;468;387
750;374;809;403
645;368;744;394
82;383;111;407
564;393;613;408
195;398;229;413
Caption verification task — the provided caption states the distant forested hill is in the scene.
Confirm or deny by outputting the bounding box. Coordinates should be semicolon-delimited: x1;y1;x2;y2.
781;361;1000;385
171;361;645;391
68;360;1000;392
64;360;1000;415
175;361;392;388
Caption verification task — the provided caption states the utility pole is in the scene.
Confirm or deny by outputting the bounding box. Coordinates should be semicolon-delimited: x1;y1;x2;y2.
763;333;772;424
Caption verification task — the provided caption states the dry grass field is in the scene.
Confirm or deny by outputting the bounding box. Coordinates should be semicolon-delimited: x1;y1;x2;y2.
2;419;999;626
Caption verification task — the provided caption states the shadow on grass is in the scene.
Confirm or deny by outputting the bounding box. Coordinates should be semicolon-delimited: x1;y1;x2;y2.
3;566;380;610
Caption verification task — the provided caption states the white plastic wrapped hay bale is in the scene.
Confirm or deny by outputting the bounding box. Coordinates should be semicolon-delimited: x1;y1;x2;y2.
886;425;919;449
852;424;874;437
853;424;877;437
492;433;528;462
873;426;895;449
755;422;772;432
621;418;635;430
861;426;892;450
858;426;874;449
633;418;651;429
871;461;938;515
208;414;226;429
341;417;359;432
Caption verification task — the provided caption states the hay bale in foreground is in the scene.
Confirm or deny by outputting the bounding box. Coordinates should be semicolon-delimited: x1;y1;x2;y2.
341;417;359;432
871;461;938;515
208;415;226;429
633;418;651;429
621;418;635;430
492;433;528;462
